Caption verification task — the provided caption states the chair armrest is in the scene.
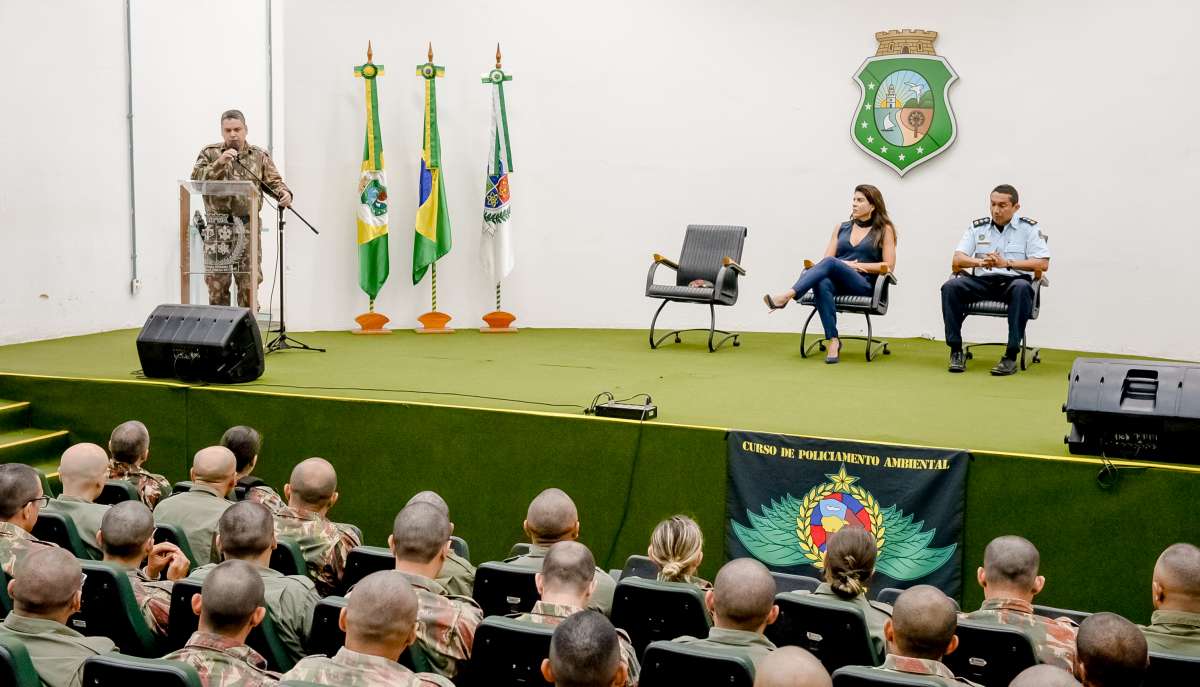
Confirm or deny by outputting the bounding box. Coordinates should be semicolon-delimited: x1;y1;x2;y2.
803;259;815;270
722;256;746;276
872;271;898;308
653;253;679;270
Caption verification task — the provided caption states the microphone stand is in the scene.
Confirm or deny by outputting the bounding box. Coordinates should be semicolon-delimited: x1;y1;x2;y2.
231;154;325;354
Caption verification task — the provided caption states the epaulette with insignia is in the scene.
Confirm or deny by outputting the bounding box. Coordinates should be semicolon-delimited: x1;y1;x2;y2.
972;217;990;227
1020;216;1037;225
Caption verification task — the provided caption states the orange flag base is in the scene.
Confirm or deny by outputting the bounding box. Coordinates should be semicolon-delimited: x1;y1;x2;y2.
415;311;455;334
352;311;392;335
480;310;518;333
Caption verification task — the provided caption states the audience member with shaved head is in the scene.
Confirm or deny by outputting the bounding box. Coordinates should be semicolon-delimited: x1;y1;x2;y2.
0;462;56;575
541;610;628;687
153;446;238;564
407;490;477;597
273;457;361;596
753;646;831;687
98;501;190;637
672;557;780;665
386;502;483;678
1075;612;1148;687
44;443;112;557
283;570;454;686
1011;664;1081;687
1140;542;1200;655
506;488;617;614
107;419;171;508
184;501;319;663
163;559;280;685
966;535;1078;671
516;541;640;685
875;585;980;686
0;548;115;687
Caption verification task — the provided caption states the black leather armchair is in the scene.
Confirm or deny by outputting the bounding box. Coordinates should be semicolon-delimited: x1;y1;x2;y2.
646;224;748;352
797;259;898;361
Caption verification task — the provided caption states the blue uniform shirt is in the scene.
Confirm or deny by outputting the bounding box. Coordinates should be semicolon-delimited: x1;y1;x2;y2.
955;216;1050;277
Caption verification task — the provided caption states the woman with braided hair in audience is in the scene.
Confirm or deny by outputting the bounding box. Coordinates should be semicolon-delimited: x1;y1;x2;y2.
648;515;711;590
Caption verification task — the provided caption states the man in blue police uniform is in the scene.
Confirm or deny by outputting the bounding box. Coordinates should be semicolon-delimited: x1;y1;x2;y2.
941;185;1050;376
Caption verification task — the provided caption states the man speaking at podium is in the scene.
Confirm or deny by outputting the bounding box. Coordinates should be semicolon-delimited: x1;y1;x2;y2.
190;109;292;308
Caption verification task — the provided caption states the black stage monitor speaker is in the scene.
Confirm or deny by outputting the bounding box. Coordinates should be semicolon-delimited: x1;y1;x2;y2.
1063;357;1200;463
136;304;264;383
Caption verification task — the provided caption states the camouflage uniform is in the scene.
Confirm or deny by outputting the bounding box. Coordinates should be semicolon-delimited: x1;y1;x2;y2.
965;597;1077;671
107;461;172;509
164;631;281;686
658;573;712;591
122;566;174;638
396;571;483;679
273;506;361;597
672;627;777;666
506;543;617;615
0;613;115;687
0;521;56;575
282;647;454;686
1140;609;1200;656
190;143;290;308
436;551;476;598
189;562;319;664
517;600;641;686
43;495;110;558
246;485;286;513
152;484;234;565
790;582;892;659
871;654;982;686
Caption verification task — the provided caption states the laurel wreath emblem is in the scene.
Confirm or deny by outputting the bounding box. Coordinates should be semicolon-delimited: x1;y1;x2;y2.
795;480;886;570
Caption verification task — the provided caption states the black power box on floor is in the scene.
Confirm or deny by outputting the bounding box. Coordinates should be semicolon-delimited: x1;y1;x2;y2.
594;401;658;421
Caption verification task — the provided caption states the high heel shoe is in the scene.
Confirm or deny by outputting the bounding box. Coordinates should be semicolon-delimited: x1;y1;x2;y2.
825;340;840;364
763;294;787;312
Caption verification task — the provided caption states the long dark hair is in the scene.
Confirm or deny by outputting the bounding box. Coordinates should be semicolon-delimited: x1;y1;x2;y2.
853;184;896;249
824;526;878;600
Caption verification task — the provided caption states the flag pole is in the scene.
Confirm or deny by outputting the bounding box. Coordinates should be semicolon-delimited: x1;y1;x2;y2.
353;39;392;334
480;42;518;333
415;42;454;333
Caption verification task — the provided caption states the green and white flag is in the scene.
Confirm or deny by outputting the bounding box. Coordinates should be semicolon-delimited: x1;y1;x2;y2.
354;47;389;304
481;57;514;285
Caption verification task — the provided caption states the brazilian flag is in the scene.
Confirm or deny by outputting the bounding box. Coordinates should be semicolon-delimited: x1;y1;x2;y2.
413;57;452;285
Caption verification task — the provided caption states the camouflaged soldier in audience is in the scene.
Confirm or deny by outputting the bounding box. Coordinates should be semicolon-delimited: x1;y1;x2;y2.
515;541;640;686
153;446;238;565
43;443;112;557
98;501;190;638
221;425;285;510
753;646;832;687
163;559;281;686
506;488;617;615
874;585;981;686
541;610;629;687
387;502;483;679
0;463;56;576
1010;664;1081;687
107;420;172;509
405;490;475;597
282;570;453;686
187;501;319;664
1140;542;1200;656
0;548;115;687
272;457;361;596
1075;612;1148;687
190;109;291;308
672;558;779;666
965;535;1078;671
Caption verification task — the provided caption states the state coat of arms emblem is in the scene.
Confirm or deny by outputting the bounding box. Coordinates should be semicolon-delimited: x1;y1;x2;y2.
852;30;958;176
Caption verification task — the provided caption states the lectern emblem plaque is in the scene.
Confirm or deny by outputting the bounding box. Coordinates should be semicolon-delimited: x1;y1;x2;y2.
196;211;248;271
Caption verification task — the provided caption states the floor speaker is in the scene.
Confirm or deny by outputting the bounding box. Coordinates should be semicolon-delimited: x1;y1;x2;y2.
136;304;264;383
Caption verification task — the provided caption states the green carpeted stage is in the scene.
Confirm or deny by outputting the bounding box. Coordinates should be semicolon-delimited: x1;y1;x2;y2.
0;327;1196;623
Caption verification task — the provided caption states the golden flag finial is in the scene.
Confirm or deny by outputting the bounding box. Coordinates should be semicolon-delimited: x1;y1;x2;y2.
427;42;434;62
367;40;373;63
495;43;502;69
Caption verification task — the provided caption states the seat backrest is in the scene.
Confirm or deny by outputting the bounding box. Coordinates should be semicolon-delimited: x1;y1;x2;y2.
340;545;394;595
766;593;880;674
772;572;821;594
33;511;95;560
462;616;555;687
676;225;748;292
165;577;293;671
473;562;541;618
509;542;532;557
450;535;470;561
0;635;42;687
306;595;348;657
609;577;710;658
1032;603;1091;626
942;619;1038;687
831;665;945;687
621;554;660;581
70;560;161;657
154;523;199;567
639;640;755;687
97;479;139;505
875;587;902;606
0;566;11;615
1147;650;1200;685
270;537;307;577
172;481;194;494
81;653;202;687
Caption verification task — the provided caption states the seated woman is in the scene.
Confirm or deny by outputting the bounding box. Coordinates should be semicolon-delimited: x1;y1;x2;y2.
782;526;892;658
764;184;897;363
648;515;710;589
